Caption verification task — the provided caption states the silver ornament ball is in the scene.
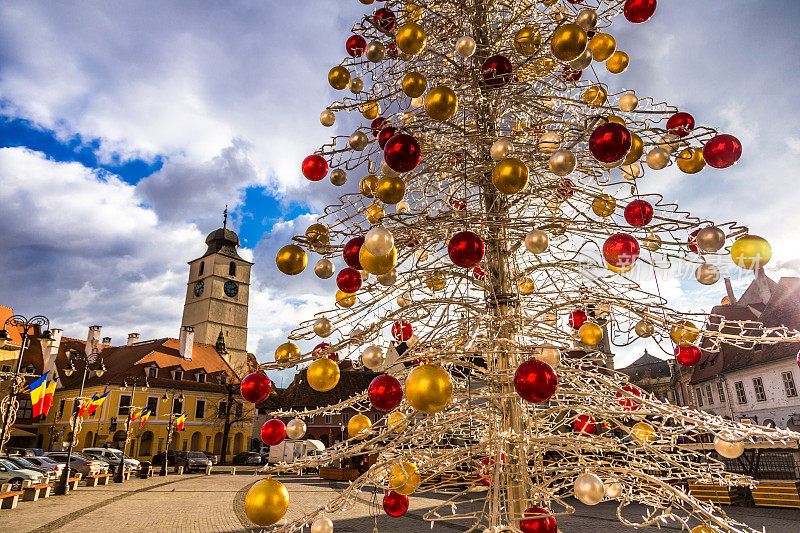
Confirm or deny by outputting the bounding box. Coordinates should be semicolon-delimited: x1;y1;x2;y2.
349;77;364;94
455;35;476;58
569;47;593;70
366;40;386;62
576;8;598;30
349;130;369;151
524;229;549;254
604;482;623;498
574;472;605;505
548;149;577;176
490;139;514;161
365;226;394;257
537;345;560;368
330;168;347;186
320;110;335;127
286;418;307;440
696;226;726;253
539;132;561;153
314;258;335;279
361;345;385;370
313;317;332;338
646;147;670;170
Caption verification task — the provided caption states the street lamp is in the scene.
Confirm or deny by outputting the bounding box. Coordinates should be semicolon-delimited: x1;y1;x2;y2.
114;375;149;483
0;314;52;455
159;389;185;476
55;348;105;495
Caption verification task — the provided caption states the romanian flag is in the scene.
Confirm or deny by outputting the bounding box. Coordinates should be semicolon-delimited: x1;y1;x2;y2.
87;389;110;416
42;376;58;417
175;413;187;432
29;371;49;418
139;407;151;429
129;407;143;422
78;393;97;418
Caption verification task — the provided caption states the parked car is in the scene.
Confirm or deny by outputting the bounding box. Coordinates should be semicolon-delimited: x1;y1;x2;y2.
232;451;261;465
174;451;212;473
151;450;178;467
44;452;104;477
1;456;58;483
24;456;65;477
82;447;140;473
0;458;44;490
202;452;217;465
5;447;43;457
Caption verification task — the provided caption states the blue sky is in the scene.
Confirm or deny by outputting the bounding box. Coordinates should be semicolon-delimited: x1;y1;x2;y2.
0;1;799;382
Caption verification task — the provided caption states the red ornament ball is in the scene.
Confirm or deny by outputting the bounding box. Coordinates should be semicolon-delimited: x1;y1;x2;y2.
589;122;632;163
675;345;701;367
384;133;421;173
260;419;286;446
616;384;642;411
391;321;413;342
666;111;695;137
313;342;338;361
478;454;505;485
383;490;409;517
603;233;640;269
373;8;396;32
346;34;367;57
448;231;485;268
378;126;397;149
703;134;742;168
343;236;365;269
520;506;558;533
514;358;558;403
573;414;597;434
688;228;701;254
368;374;404;411
562;66;582;82
482;55;513;88
624;199;654;227
240;372;272;404
473;264;486;281
568;310;588;330
336;267;363;293
556;178;575;199
623;0;657;23
371;117;388;137
302;154;328;181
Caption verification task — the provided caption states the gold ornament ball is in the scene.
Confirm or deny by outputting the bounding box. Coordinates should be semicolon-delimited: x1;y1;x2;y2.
360;174;380;198
696;226;726;253
405;364;453;414
592;194;616;217
376;175;406;205
305;223;329;246
670;320;700;346
569;47;593;70
330;168;347;186
676;147;706;174
314;258;334;279
349;130;369;151
695;263;720;285
518;277;535;295
643;232;662;251
624;133;644;165
349;77;364;94
514;25;542;56
359;245;397;275
492;157;529;194
401;71;428;98
730;235;771;270
534;57;556;76
583;85;607;107
578;322;603;346
606;115;625;126
307;357;340;392
606;50;629;74
361;101;381;120
396;22;426;56
490;139;514;161
425;85;458;121
619;93;638;112
336;290;356;308
245;478;289;527
548;148;576;176
607;262;634;274
387;411;408;433
631;421;656;444
425;271;446;291
524;229;549;254
539;132;561;153
275;342;300;364
634;319;654;338
328;66;350;90
358;0;374;4
646;147;670;170
588;33;616;62
366;204;385;224
320;110;335;127
550;23;588;62
389;461;421;495
691;526;718;533
347;413;372;440
276;244;307;275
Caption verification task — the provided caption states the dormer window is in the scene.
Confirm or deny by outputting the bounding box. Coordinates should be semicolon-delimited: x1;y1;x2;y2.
173;370;183;381
196;372;206;383
147;367;158;379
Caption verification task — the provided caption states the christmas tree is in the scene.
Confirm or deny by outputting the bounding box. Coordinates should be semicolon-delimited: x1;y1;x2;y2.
238;1;800;531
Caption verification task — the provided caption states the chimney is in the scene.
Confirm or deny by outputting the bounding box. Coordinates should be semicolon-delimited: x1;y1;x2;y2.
44;329;62;375
127;333;140;346
724;277;738;305
179;326;194;360
86;326;102;356
101;337;111;346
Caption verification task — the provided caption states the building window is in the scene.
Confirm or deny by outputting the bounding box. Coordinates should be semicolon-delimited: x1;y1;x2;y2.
781;371;798;398
324;414;332;424
25;365;35;373
695;388;704;407
195;400;206;419
146;396;159;417
118;394;131;416
229;261;236;277
705;385;714;405
1;365;10;372
182;439;188;451
18;397;33;419
198;261;204;276
753;377;767;402
174;370;183;381
196;372;206;383
219;400;227;417
57;399;66;419
147;367;158;379
716;381;726;403
234;402;243;419
734;381;747;404
172;397;184;415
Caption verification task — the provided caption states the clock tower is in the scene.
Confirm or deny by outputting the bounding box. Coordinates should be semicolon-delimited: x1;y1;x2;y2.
181;211;252;372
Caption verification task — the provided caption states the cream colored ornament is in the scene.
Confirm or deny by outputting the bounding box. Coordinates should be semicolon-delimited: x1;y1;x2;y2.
397;292;412;307
319;110;335;127
643;232;662;251
361;345;385;370
621;163;641;180
377;269;397;286
330;168;347;186
311;517;333;533
349;131;369;151
537;345;560;368
646;147;670;170
634;319;654;338
714;436;745;459
349;77;364;94
695;263;720;285
605;482;622;498
575;472;605;505
286;418;307;440
455;36;476;58
314;317;332;338
524;229;549;254
314;258;334;279
359;269;370;282
490;139;514;161
366;40;385;62
539;132;560;153
407;334;419;348
365;226;394;257
411;96;424;109
548;149;576;176
396;200;410;213
618;93;638;112
576;8;598;31
659;133;682;153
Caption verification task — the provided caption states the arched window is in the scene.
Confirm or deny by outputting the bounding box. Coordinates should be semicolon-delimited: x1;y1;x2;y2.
229;261;236;276
198;262;204;276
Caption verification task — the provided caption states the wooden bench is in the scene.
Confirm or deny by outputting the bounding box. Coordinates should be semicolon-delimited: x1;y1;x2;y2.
84;473;112;487
23;483;52;502
0;489;23;509
751;481;800;509
688;482;745;505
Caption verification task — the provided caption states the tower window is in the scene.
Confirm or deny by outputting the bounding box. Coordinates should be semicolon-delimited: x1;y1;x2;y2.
198;261;204;276
229;261;236;277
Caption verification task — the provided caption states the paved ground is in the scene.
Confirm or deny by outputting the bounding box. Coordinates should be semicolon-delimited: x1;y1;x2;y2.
1;469;798;532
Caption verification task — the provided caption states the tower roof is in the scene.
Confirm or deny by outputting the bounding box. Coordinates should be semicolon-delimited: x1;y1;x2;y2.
194;208;252;263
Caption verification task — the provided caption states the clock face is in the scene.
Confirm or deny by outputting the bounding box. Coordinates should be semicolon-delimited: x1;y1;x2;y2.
224;280;239;298
193;281;204;297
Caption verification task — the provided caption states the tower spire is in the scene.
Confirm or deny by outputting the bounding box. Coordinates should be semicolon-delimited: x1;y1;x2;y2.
223;205;228;230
